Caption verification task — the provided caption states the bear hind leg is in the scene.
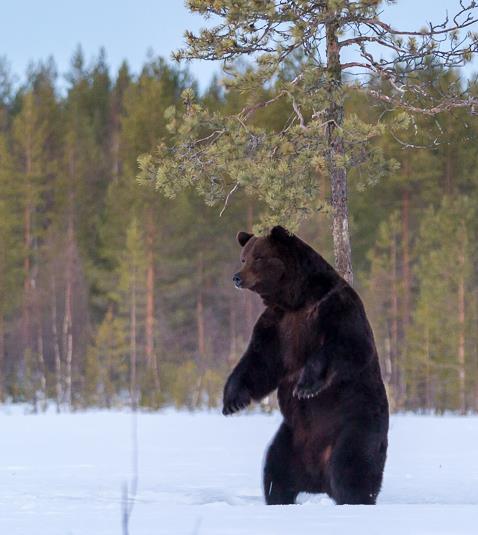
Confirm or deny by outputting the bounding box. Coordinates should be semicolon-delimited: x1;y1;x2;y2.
328;433;386;505
263;423;298;505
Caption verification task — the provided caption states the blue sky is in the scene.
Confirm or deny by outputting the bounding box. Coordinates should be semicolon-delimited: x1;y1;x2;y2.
0;0;476;90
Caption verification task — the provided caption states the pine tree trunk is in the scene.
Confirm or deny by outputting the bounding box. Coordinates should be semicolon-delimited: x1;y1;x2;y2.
457;232;466;414
401;186;411;406
36;322;47;410
51;275;62;412
194;253;206;408
145;208;160;390
0;316;4;402
390;231;401;407
196;252;206;359
196;292;206;356
401;187;411;330
130;264;138;410
22;202;32;380
63;251;73;408
21;121;35;386
475;369;478;413
424;322;432;410
63;145;78;409
325;15;353;285
63;200;74;409
31;236;46;407
475;290;478;412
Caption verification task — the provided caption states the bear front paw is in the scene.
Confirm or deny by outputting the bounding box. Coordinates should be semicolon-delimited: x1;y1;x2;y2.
223;380;251;416
293;370;326;400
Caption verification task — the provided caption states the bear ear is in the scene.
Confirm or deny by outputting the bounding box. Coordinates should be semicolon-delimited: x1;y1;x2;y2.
269;225;292;243
237;231;253;247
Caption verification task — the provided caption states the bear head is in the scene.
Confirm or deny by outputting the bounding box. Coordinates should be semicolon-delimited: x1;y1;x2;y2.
232;226;339;309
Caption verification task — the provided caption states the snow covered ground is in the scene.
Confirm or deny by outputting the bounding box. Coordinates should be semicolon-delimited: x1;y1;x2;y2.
1;408;478;535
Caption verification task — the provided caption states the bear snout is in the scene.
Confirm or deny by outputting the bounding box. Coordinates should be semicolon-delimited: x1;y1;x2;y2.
233;273;243;289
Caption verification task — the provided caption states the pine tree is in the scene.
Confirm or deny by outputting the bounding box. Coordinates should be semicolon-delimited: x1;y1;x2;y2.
0;133;23;399
117;218;147;407
140;0;478;284
0;47;477;412
85;307;128;407
411;197;475;413
12;61;61;406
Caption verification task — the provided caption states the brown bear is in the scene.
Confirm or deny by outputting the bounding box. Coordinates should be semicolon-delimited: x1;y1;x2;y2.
223;226;389;505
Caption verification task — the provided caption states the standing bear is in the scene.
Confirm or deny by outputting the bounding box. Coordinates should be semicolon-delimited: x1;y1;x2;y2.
223;226;389;505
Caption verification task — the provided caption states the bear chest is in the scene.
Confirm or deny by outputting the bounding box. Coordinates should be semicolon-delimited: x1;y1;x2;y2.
279;307;319;373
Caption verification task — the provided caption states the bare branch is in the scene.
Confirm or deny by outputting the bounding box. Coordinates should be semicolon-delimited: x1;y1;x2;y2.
368;88;478;116
239;90;287;121
219;182;239;216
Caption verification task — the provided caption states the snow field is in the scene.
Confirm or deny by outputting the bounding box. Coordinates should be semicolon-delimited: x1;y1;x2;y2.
1;408;478;534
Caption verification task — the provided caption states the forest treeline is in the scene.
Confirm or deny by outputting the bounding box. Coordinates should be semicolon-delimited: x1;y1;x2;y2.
0;49;477;413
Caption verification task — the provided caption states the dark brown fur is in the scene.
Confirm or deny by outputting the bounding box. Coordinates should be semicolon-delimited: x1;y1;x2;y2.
225;226;389;505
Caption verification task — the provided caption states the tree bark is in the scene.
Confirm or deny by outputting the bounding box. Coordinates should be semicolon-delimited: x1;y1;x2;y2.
31;238;46;408
475;290;478;412
390;230;401;407
194;252;206;408
21;113;33;379
145;208;160;390
36;322;47;410
196;252;206;359
401;186;411;330
424;322;432;410
401;186;411;405
63;148;75;409
457;229;466;415
130;262;138;410
0;316;4;401
63;217;74;409
22;202;32;382
51;275;62;412
326;13;353;285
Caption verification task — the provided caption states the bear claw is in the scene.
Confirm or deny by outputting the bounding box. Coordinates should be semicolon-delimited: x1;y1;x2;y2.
292;385;322;400
222;397;251;415
222;379;252;415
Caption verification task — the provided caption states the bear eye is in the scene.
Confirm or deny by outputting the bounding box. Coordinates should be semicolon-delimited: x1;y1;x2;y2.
241;258;245;264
